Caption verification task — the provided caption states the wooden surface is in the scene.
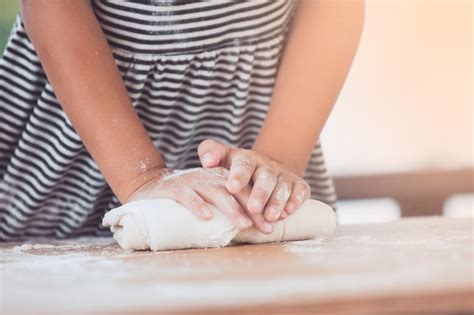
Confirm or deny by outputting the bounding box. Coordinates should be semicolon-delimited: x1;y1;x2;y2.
1;216;473;315
333;168;474;216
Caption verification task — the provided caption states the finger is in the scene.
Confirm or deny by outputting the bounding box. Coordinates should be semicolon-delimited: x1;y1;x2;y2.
247;167;278;214
175;187;214;220
226;151;257;194
247;210;274;234
233;185;274;234
206;187;253;230
197;139;230;168
264;179;292;222
285;180;311;214
279;210;289;220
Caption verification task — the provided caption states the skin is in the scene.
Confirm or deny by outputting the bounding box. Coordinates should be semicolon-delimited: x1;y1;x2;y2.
198;140;310;222
20;0;364;234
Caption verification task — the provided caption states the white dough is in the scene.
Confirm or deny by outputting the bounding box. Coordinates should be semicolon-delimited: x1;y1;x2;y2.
102;199;237;251
102;199;337;251
233;199;337;244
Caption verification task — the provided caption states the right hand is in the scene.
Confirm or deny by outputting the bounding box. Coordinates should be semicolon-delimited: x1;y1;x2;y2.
127;167;275;233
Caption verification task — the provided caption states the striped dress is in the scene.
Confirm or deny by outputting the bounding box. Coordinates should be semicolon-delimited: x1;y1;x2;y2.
0;0;337;240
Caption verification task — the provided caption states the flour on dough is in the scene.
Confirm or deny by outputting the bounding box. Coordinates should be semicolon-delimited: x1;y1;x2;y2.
233;199;337;244
102;199;237;251
102;199;337;251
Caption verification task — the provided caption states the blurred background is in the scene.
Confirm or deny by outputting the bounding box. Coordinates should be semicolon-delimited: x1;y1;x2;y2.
1;0;472;224
321;0;473;223
0;1;17;52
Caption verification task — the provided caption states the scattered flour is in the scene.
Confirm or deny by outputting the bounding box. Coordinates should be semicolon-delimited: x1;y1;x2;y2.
1;217;471;313
284;238;327;254
10;237;116;253
13;244;88;252
12;244;34;252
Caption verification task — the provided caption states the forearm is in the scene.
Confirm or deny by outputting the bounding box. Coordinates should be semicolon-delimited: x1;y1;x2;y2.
21;0;165;202
253;0;365;176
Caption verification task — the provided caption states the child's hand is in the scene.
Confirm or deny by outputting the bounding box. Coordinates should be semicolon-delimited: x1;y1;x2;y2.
127;167;274;233
198;139;311;222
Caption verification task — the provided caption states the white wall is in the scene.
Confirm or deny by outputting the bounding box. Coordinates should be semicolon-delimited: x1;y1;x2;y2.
321;0;473;176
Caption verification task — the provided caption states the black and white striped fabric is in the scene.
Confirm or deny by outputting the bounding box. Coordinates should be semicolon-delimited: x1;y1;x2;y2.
0;0;337;240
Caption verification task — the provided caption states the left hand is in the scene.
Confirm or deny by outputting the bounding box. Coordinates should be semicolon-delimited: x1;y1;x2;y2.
197;139;311;224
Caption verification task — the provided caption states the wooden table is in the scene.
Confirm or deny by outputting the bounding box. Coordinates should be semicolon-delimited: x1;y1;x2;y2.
1;217;473;314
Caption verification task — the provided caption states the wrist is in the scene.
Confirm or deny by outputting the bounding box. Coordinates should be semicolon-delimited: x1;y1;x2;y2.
118;165;171;203
116;165;171;204
112;150;169;203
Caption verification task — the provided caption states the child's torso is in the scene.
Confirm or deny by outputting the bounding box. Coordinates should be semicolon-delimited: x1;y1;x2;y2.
92;0;297;55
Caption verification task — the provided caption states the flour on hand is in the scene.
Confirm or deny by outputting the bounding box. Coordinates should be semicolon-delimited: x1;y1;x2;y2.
102;199;337;251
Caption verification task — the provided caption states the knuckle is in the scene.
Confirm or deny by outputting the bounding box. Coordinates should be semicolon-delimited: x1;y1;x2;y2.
234;156;252;169
192;200;207;212
187;196;203;209
219;196;241;216
274;182;291;203
228;207;242;219
257;167;275;179
210;184;224;193
268;174;279;186
255;169;277;190
254;186;271;200
198;139;215;150
278;173;293;183
269;159;281;169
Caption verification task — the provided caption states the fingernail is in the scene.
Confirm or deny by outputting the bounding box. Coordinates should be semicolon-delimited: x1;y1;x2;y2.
296;191;306;203
268;207;280;220
285;202;296;214
251;199;262;212
202;153;214;166
239;216;252;228
230;179;241;191
263;221;274;233
202;208;213;218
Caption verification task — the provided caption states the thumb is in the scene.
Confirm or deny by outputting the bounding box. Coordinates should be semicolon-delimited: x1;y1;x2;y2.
197;139;232;168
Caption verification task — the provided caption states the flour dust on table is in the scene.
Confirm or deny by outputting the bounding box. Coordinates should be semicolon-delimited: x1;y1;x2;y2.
102;199;337;251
